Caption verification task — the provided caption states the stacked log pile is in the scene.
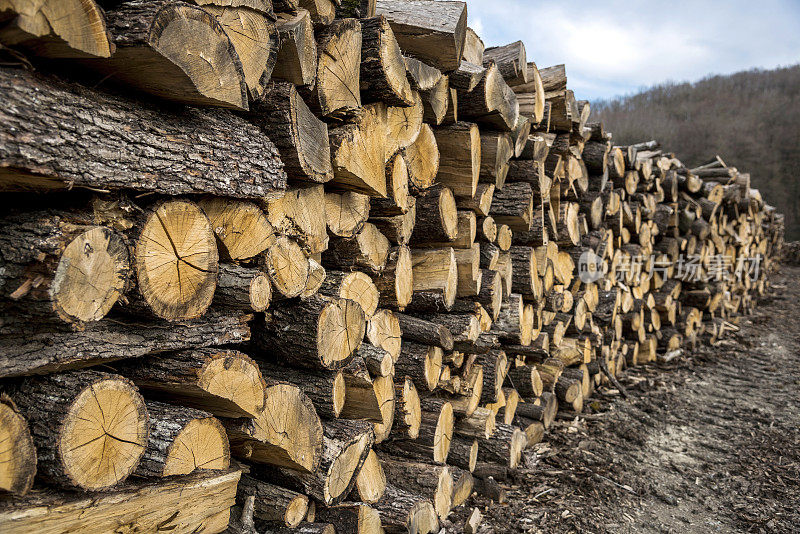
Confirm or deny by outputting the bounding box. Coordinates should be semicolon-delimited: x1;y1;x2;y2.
0;1;784;533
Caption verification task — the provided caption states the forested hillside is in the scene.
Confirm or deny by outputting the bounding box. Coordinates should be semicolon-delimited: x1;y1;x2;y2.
593;65;800;239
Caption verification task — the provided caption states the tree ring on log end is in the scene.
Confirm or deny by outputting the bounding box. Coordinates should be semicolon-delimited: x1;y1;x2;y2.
59;378;148;491
51;226;129;325
433;401;453;464
317;298;367;369
0;398;36;495
136;200;218;321
162;416;230;476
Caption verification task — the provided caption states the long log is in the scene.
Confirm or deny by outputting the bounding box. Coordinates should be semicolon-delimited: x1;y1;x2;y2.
0;67;287;197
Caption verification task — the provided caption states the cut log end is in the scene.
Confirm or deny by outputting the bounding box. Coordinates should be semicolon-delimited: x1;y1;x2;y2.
318;298;367;369
52;226;130;325
266;236;310;298
60;377;149;491
434;402;454;464
0;397;36;496
135;200;218;321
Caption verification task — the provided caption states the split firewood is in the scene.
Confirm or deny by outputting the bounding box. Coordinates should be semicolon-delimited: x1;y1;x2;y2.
0;0;112;59
421;75;450;125
237;473;310;528
371;198;416;245
405;247;458;312
0;210;129;331
372;483;439;534
273;9;317;86
451;466;474;508
198;197;276;262
0;396;36;496
458;63;519;131
328;104;388;197
360;16;415;106
375;0;467;72
2;370;148;491
114;348;266;419
353;449;387;503
368;308;403;361
222;381;323;473
382;458;453;520
98;1;248;109
252;82;333;184
202;4;279;100
404;124;441;192
299;18;362;118
462;27;484;64
325;222;391;273
316;503;382;534
0;470;241;534
136;401;229;478
267;184;330;259
319;270;379;320
388;398;453;465
371;374;397;441
257;294;366;371
393;376;422;440
251;419;374;506
386;92;425;159
450;59;486;92
263;235;310;298
432;122;481;198
395;342;442;393
0;67;286;196
480;131;514;188
325;191;372;239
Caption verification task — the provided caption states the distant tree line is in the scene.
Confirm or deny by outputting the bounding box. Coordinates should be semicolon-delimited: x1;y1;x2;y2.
592;64;800;239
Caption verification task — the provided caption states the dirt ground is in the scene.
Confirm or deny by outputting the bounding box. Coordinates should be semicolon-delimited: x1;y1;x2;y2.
447;265;800;533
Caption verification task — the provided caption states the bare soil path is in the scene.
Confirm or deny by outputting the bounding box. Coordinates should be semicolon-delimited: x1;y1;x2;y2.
447;265;800;533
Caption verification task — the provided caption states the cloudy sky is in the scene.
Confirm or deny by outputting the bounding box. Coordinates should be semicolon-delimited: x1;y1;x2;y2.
466;0;800;101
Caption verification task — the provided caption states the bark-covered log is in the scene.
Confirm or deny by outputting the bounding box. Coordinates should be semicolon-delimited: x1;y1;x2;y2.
298;18;362;118
0;67;287;197
375;0;467;72
97;1;248;108
0;396;36;496
0;470;240;534
360;16;415;106
394;342;442;393
381;458;453;520
324;222;390;274
114;348;266;419
256;294;366;371
409;185;459;245
2;370;148;491
258;361;345;420
250;419;374;506
483;40;527;86
316;503;382;534
476;422;526;468
222;382;323;473
432;122;481;198
0;210;129;331
251;82;332;184
371;483;439;534
136;401;229;478
214;263;272;312
237;474;309;528
273;9;317;86
374;246;414;310
0;308;252;378
405;247;458;312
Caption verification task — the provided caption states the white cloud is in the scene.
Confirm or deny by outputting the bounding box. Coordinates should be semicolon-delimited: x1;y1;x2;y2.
465;0;800;99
